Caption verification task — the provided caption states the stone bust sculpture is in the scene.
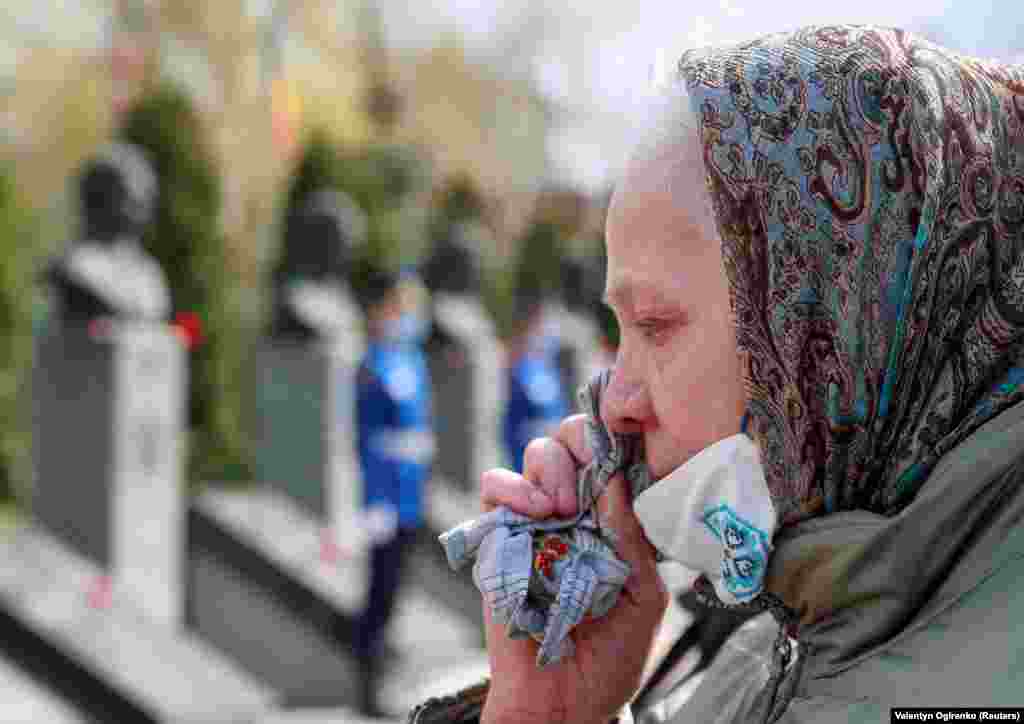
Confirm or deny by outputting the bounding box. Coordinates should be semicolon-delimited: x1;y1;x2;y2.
270;189;367;343
47;142;169;327
422;221;482;298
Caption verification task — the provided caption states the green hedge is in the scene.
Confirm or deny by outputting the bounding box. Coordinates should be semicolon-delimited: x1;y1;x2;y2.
0;163;39;504
119;83;250;486
280;129;427;292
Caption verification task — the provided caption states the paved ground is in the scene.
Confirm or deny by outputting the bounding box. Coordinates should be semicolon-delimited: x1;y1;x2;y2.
0;500;703;724
260;562;699;724
258;583;490;724
0;655;85;724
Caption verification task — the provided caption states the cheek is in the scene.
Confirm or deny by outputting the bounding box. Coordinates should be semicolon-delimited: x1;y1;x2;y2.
649;321;743;445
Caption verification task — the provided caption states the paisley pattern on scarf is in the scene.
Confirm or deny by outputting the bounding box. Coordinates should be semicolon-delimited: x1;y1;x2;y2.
678;26;1024;524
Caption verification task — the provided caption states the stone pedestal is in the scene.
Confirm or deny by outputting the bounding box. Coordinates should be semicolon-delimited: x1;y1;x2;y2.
0;525;276;723
183;289;492;706
187;485;485;709
253;336;362;533
32;321;184;627
428;293;503;495
8;322;275;722
187;317;367;710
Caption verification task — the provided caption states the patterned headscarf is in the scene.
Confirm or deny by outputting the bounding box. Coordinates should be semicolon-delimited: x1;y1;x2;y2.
679;26;1024;526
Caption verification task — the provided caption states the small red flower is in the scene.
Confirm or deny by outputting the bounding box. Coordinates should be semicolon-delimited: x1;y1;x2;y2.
88;316;114;340
86;574;113;610
319;527;339;565
173;311;205;350
544;537;569;556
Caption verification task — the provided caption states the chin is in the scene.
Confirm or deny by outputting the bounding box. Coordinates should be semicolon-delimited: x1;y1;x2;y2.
642;456;675;484
644;445;699;483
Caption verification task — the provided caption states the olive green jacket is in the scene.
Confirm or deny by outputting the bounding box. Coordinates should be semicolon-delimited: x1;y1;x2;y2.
641;400;1024;723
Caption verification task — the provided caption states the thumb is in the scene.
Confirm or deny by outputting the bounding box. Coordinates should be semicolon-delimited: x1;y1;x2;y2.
601;474;666;607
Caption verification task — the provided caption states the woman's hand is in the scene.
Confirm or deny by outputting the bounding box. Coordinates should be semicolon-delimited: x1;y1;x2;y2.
479;415;669;724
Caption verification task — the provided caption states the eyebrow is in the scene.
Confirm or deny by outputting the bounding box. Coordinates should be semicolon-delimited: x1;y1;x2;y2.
603;279;676;312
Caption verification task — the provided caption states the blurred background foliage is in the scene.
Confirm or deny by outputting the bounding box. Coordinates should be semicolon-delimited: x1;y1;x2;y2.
0;0;615;503
277;127;430;317
119;82;252;487
0;162;40;505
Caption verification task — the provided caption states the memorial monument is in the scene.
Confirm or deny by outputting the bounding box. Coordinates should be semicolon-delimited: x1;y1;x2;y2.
35;141;180;624
421;221;503;496
2;142;274;722
258;189;366;524
189;189;387;706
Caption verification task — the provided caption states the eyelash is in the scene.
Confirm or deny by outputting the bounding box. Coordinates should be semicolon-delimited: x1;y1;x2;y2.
635;318;672;343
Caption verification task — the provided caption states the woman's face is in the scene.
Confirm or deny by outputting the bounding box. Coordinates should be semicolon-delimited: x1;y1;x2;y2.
601;158;746;480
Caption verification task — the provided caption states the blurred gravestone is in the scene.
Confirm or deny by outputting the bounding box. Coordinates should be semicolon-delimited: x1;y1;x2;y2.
422;222;502;496
258;189;366;526
187;189;377;708
35;142;182;624
9;143;274;722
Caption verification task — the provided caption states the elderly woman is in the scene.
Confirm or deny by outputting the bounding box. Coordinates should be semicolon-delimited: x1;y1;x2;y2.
412;25;1024;724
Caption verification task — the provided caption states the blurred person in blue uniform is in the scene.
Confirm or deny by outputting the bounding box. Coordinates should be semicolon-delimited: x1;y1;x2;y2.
502;286;569;473
352;265;434;719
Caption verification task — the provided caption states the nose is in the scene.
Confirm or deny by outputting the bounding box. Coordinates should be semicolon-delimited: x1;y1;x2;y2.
601;359;653;435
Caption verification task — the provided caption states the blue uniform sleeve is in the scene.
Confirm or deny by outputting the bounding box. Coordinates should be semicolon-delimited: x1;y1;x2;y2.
359;348;433;529
503;366;530;473
357;361;399;511
393;353;432;527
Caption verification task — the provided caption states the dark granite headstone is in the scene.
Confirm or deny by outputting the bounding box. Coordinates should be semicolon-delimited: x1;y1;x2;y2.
32;322;186;626
184;189;373;708
423;224;502;493
11;143;273;722
426;294;501;494
259;189;366;527
254;340;362;526
34;143;183;625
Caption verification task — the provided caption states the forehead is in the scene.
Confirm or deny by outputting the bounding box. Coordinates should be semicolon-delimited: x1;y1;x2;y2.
604;174;713;311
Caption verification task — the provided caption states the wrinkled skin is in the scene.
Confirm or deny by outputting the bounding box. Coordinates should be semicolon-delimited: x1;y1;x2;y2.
479;433;667;723
477;152;745;723
440;373;640;669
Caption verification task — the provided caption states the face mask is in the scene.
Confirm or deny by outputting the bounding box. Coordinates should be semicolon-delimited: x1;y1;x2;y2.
383;313;429;345
632;434;777;605
527;331;560;359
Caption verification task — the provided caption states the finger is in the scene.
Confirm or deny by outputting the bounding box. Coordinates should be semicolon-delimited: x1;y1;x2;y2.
480;468;554;518
601;474;668;610
601;473;655;562
482;599;543;676
553;414;593;467
522;437;579;518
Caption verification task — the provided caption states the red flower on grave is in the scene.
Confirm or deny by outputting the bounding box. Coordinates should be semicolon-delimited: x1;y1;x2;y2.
173;311;204;350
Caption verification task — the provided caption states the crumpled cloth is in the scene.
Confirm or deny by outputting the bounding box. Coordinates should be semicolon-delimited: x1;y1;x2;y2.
439;370;652;667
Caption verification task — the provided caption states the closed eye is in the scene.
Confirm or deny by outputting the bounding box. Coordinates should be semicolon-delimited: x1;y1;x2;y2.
635;318;674;343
